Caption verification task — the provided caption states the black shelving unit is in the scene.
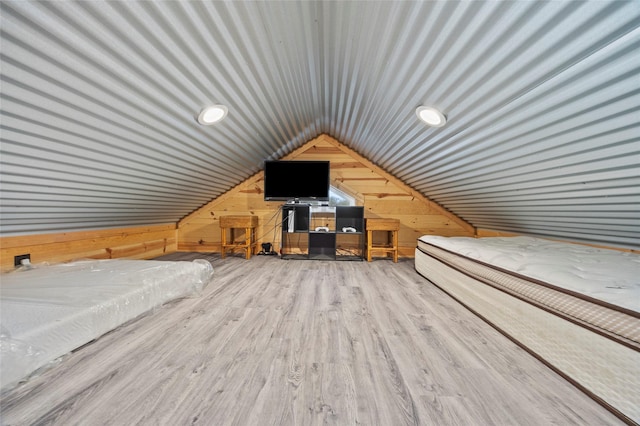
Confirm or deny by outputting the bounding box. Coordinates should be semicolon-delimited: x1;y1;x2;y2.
281;204;310;260
281;205;364;260
335;206;365;260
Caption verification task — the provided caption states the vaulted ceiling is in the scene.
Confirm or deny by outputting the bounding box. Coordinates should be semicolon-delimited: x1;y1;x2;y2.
1;1;639;249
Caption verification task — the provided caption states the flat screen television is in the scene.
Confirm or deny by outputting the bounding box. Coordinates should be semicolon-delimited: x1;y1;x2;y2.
264;160;330;201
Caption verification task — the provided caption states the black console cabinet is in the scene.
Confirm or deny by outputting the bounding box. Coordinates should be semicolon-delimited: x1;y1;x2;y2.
281;205;364;260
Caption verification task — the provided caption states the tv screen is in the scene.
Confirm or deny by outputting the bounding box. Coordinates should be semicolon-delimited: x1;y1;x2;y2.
264;160;330;201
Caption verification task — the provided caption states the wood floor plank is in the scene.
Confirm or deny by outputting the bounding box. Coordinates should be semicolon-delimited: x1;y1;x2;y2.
0;254;623;425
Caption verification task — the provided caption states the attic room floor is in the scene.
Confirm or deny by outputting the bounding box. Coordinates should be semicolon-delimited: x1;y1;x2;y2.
1;253;622;425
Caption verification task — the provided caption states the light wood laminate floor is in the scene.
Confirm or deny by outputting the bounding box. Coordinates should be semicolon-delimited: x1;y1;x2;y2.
1;253;622;425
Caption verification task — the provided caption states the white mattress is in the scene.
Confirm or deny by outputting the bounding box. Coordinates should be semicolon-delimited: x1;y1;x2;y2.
414;249;640;423
418;236;640;313
0;259;214;391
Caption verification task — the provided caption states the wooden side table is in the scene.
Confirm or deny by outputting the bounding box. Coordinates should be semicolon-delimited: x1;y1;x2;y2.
220;215;258;260
366;218;400;262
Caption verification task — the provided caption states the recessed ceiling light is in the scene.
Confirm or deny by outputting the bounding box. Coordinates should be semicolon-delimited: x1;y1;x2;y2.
416;106;446;127
197;105;228;125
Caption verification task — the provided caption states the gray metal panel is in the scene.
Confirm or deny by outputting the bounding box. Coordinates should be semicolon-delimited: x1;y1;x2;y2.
1;1;639;249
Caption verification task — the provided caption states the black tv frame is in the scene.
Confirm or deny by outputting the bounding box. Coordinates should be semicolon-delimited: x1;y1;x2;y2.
263;160;330;202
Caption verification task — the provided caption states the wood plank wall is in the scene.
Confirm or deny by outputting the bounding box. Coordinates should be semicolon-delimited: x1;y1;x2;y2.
178;134;475;256
0;224;177;272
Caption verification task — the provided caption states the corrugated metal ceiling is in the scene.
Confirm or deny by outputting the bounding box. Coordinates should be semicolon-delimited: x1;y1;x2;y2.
1;1;639;249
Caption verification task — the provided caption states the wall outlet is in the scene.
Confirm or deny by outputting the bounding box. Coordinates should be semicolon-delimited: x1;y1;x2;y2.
14;253;31;267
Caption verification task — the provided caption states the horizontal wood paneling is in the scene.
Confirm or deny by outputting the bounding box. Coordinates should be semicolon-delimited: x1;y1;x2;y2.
178;135;474;255
0;224;177;271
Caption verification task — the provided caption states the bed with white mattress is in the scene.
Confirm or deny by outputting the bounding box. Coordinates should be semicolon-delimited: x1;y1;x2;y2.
415;236;640;425
0;258;214;392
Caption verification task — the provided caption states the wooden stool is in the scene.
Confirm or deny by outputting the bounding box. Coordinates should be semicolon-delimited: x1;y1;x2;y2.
220;215;258;260
366;218;400;262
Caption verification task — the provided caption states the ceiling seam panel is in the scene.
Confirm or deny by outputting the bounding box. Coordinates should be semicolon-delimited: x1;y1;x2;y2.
1;8;253;176
398;33;640;182
385;3;637;174
1;1;638;247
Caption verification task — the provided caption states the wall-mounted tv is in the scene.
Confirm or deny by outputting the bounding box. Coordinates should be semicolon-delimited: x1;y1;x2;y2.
264;160;330;201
